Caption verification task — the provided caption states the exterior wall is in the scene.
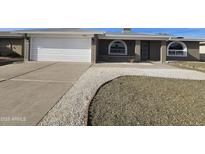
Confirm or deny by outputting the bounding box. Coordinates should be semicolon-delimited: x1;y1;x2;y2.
0;38;24;57
91;35;97;63
145;41;200;61
97;39;136;62
166;41;200;61
135;40;141;61
160;41;167;63
97;39;200;62
200;42;205;61
24;38;30;61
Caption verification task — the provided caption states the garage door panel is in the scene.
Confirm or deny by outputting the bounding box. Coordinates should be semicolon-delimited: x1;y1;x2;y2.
34;48;91;55
32;55;90;62
32;38;91;49
31;37;91;62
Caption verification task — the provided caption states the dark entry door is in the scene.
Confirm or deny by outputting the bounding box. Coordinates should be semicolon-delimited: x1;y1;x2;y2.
141;41;150;61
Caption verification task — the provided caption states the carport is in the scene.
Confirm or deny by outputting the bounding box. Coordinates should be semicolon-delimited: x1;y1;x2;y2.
0;32;25;65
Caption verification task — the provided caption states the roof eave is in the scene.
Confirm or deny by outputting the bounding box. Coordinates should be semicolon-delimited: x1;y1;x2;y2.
170;38;205;42
98;34;170;40
0;32;24;38
11;31;105;35
99;34;205;42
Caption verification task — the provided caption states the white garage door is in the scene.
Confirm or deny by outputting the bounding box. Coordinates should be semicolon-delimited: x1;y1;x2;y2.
30;37;92;62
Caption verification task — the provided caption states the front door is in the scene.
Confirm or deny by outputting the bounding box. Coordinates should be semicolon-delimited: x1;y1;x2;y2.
141;41;150;61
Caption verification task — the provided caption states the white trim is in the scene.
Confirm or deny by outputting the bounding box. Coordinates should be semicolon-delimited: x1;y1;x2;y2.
28;34;94;38
167;41;187;57
108;40;128;55
99;35;169;41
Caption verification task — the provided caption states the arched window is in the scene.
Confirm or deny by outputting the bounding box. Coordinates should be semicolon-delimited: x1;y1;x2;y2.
108;40;128;55
167;41;187;57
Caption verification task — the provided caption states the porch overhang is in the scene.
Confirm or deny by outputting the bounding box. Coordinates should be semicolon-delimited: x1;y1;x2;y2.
98;33;205;42
98;33;170;41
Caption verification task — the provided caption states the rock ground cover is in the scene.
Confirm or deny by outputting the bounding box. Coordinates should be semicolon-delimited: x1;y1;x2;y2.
88;76;205;126
170;61;205;72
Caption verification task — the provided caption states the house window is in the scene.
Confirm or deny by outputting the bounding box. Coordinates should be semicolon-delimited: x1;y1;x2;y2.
167;41;187;57
108;40;128;55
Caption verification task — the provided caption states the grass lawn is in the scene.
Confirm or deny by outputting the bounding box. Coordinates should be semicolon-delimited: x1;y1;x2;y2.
170;61;205;73
88;76;205;126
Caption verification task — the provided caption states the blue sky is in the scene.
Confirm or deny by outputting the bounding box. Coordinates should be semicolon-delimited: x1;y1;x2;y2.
1;28;205;38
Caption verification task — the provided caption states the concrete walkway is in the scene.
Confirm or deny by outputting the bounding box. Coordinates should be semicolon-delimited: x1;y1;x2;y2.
0;62;90;126
38;63;205;126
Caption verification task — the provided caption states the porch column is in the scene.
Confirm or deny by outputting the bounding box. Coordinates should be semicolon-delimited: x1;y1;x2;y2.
160;41;167;63
23;38;29;61
91;35;98;63
135;40;141;62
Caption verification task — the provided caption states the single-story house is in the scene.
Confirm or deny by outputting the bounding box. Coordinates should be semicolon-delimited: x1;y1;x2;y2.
1;28;205;63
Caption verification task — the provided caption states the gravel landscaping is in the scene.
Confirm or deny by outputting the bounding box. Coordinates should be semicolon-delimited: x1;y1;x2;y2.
38;64;205;126
88;76;205;126
170;61;205;73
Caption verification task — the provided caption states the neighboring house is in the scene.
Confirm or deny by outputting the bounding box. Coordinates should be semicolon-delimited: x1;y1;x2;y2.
0;28;204;63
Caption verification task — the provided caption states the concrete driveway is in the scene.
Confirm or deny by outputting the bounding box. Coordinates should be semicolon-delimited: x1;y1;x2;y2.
0;62;91;126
